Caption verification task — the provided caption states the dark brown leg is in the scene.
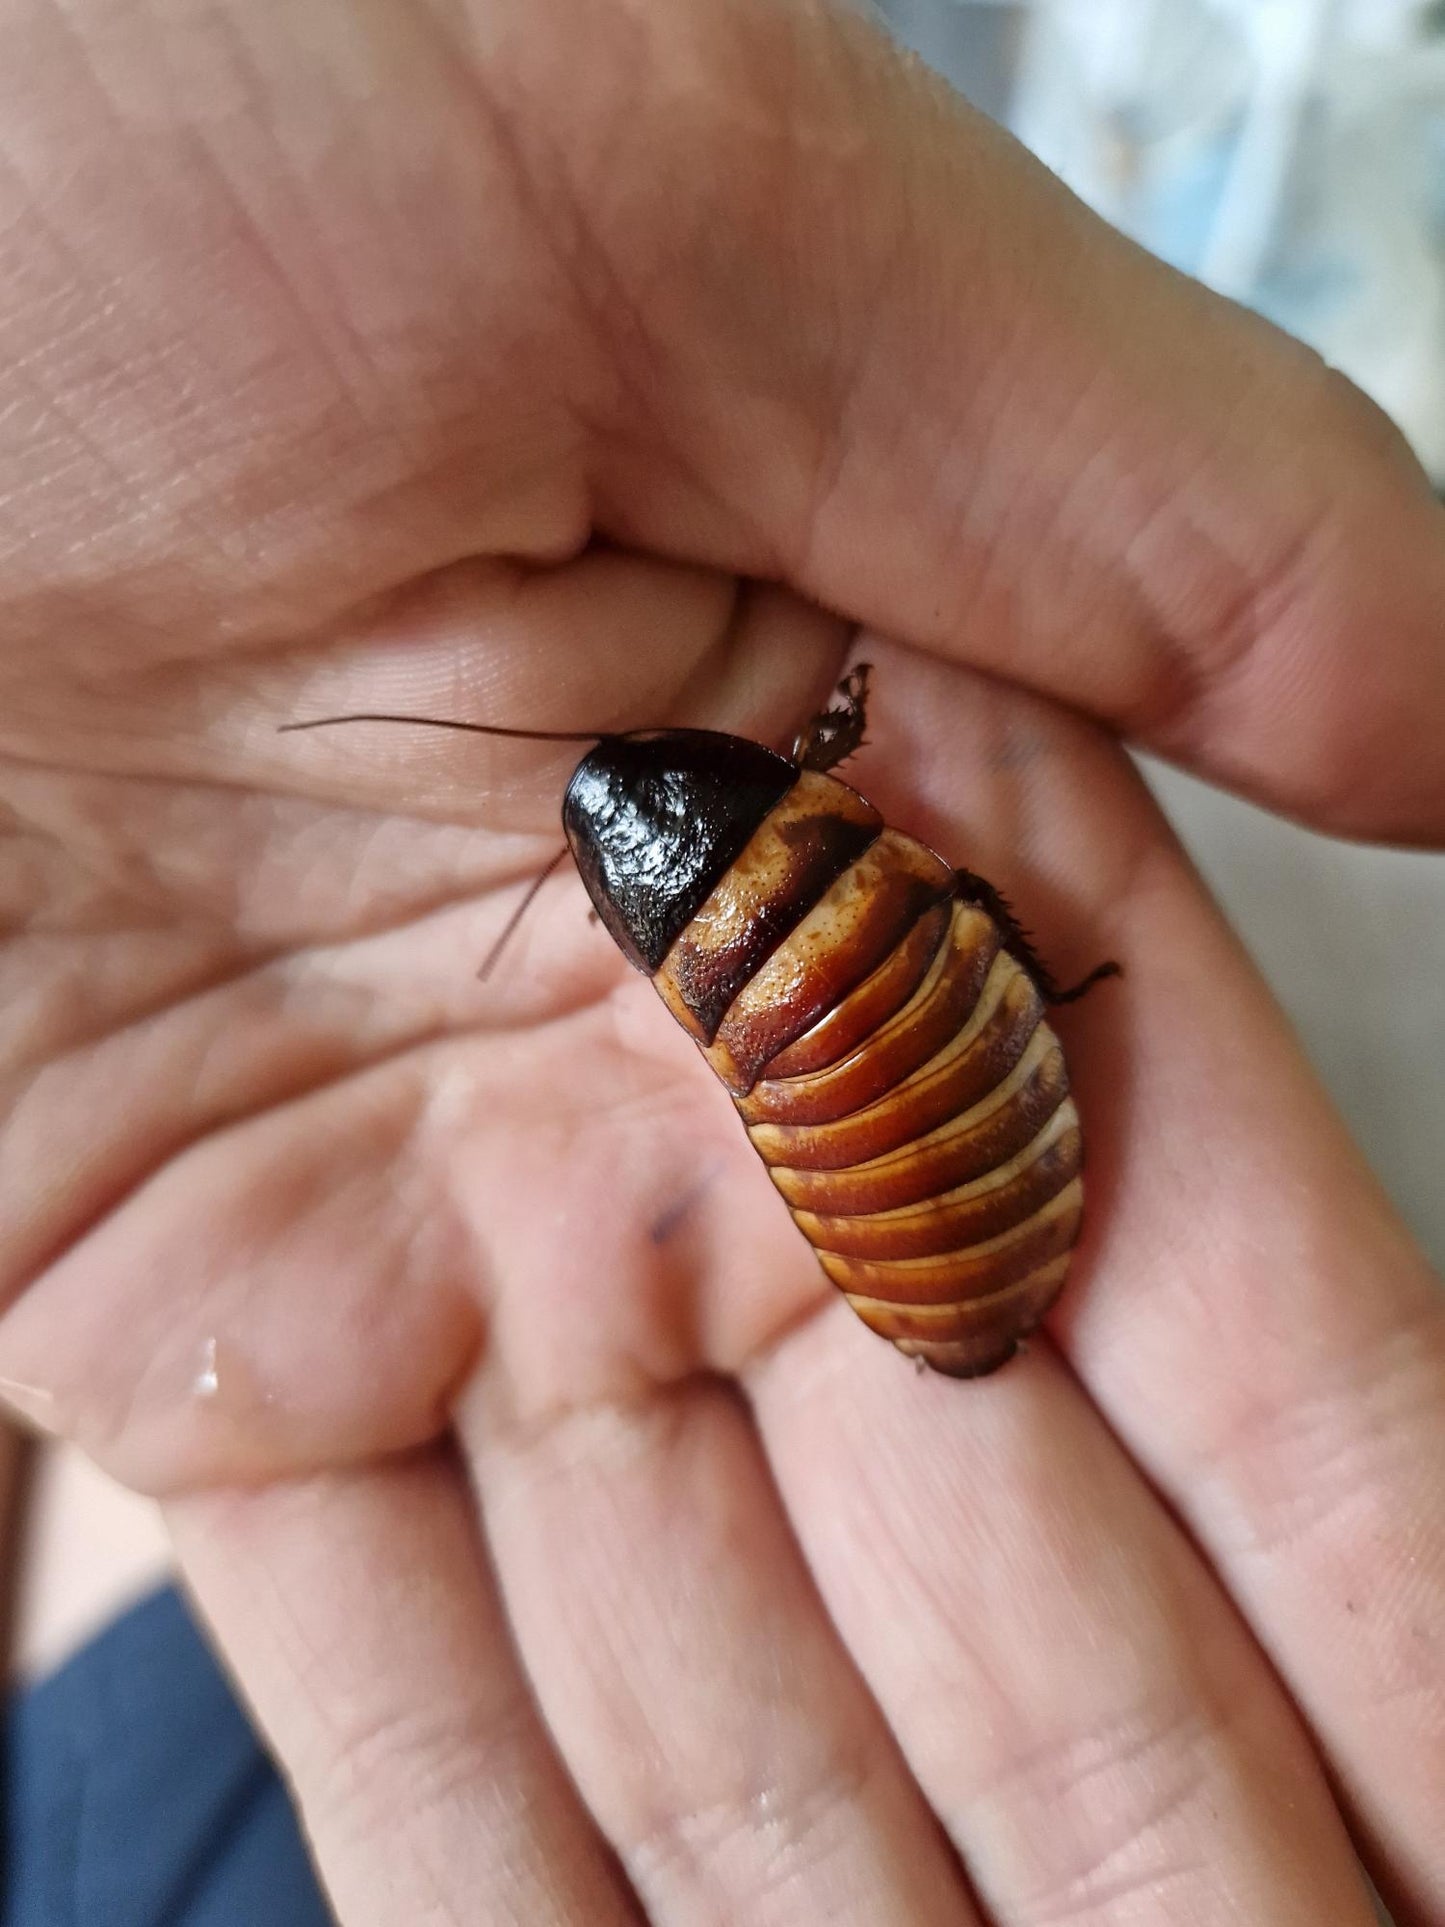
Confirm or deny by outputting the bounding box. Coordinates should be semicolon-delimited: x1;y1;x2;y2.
954;867;1121;1005
792;663;872;772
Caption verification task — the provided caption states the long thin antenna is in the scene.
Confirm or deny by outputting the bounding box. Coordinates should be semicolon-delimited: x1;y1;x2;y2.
477;847;571;983
279;713;603;744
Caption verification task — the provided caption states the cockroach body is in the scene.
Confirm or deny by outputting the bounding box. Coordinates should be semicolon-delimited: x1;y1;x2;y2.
561;667;1116;1379
285;667;1116;1378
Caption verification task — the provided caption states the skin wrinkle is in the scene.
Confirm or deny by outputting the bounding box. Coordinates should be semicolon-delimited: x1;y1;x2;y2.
498;69;672;444
26;781;498;929
623;1742;887;1912
1136;494;1334;761
1197;1289;1445;1565
966;1690;1229;1901
315;1661;535;1839
0;279;181;575
4;26;554;632
0;857;494;1077
813;258;1137;686
92;1107;479;1484
36;965;427;1276
984;1683;1322;1926
165;109;384;460
164;0;402;423
730;1266;845;1383
879;208;1171;694
1013;1859;1211;1927
630;585;851;778
554;9;853;573
0;555;705;797
749;1332;1381;1924
767;41;920;589
0;771;520;947
0;57;281;579
1179;1298;1445;1825
439;6;667;536
1;990;455;1314
950;370;1116;692
0;774;230;918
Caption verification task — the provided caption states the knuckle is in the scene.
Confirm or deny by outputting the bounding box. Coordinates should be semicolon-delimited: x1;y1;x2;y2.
971;1691;1232;1926
624;1743;879;1903
307;1677;530;1838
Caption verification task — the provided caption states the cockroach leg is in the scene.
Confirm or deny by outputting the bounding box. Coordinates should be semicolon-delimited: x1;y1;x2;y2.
792;662;872;772
954;867;1121;1005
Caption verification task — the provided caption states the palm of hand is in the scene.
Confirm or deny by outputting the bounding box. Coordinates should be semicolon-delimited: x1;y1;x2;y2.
5;600;1135;1473
4;585;891;1479
3;5;1443;1925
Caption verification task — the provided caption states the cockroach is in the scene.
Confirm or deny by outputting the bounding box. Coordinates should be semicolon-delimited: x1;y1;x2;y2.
283;667;1117;1377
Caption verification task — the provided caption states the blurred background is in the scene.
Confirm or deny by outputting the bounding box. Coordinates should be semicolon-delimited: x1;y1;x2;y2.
10;0;1445;1708
887;0;1445;484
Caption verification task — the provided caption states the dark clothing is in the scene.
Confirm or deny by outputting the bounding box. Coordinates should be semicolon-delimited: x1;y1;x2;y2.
3;1586;329;1925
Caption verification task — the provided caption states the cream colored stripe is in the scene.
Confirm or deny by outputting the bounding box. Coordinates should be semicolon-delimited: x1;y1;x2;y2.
844;1253;1072;1328
759;1018;1060;1170
754;899;991;1093
818;1177;1082;1278
748;949;1023;1152
797;1098;1079;1233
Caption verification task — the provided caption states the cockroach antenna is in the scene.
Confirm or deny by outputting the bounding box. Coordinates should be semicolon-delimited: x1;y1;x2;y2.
278;712;592;980
476;847;571;983
278;713;605;744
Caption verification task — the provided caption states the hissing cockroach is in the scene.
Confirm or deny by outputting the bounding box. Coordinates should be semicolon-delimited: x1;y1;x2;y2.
284;667;1117;1377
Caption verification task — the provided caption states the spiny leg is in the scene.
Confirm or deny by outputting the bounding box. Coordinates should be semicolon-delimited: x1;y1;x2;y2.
792;669;1118;1000
954;867;1121;1005
792;662;872;772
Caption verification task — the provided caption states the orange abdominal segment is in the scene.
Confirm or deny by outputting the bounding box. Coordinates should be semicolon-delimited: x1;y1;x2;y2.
653;772;880;1044
761;900;951;1080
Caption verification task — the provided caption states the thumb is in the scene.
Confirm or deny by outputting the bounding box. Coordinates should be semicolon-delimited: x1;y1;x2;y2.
525;0;1445;842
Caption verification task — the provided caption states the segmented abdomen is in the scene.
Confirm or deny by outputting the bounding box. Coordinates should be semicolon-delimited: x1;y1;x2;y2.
652;771;1084;1377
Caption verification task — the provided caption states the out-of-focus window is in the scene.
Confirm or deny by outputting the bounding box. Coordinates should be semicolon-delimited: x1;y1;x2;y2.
881;0;1445;482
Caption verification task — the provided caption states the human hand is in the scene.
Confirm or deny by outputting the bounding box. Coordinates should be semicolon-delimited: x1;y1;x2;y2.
2;2;1443;1922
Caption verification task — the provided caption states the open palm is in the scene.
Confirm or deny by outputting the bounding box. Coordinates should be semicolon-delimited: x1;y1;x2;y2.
3;3;1443;1923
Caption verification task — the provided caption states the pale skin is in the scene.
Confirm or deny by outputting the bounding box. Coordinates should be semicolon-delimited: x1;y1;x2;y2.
2;1;1444;1922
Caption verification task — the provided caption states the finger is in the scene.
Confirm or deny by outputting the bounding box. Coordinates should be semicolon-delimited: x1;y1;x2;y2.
541;0;1445;841
837;645;1445;1924
166;1450;642;1927
751;1330;1379;1927
459;1369;980;1926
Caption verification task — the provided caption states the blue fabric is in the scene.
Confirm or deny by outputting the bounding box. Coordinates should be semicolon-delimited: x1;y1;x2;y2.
2;1585;330;1926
